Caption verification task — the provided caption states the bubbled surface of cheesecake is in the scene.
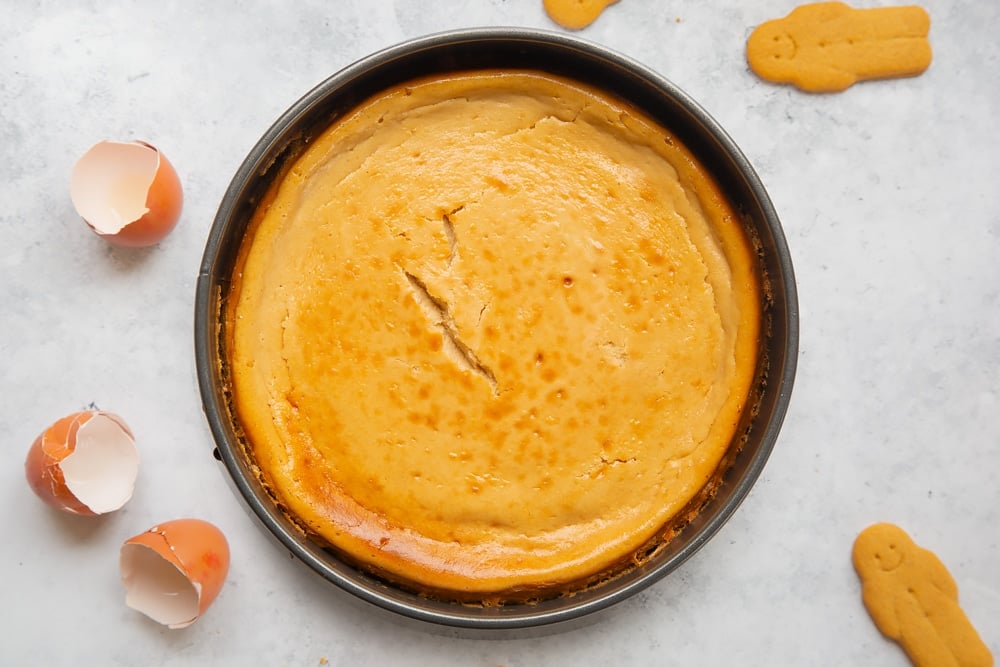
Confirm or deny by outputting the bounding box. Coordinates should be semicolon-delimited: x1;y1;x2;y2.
227;71;760;595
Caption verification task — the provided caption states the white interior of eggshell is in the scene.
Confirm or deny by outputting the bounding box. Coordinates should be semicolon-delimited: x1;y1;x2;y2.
121;542;202;629
70;141;159;234
59;413;138;514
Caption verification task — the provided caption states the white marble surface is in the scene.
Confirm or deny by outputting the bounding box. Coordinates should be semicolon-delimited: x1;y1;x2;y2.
2;1;998;664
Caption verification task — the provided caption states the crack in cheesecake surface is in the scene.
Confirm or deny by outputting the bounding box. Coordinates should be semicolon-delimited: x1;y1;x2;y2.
401;267;498;394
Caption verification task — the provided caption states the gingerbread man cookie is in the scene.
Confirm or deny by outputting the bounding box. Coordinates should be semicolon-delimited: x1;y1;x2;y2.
544;0;619;30
852;523;993;667
747;2;932;92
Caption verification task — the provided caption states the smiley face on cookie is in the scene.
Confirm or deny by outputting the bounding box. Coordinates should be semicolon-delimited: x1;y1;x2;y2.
854;522;908;573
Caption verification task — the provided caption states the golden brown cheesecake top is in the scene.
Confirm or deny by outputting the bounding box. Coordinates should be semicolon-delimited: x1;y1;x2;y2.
227;70;760;596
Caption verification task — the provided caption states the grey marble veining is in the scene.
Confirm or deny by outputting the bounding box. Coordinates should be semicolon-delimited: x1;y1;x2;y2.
2;2;997;665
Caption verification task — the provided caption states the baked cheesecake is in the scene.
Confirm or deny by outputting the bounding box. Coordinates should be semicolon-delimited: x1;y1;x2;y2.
226;70;761;599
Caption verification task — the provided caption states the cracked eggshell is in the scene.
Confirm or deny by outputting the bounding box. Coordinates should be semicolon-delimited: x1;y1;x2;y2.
70;140;183;247
24;410;139;515
120;519;230;629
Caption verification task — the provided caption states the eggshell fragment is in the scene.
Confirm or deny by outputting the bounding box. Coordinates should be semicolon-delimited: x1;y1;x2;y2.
24;411;139;515
70;140;183;247
120;519;230;629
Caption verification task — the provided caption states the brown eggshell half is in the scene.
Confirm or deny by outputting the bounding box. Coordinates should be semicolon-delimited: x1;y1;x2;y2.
24;411;139;515
120;519;231;629
70;140;183;247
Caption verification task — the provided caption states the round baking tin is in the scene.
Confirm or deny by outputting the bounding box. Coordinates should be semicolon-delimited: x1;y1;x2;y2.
195;27;798;629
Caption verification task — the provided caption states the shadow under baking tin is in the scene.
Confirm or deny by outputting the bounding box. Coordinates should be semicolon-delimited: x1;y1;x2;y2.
195;27;799;630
